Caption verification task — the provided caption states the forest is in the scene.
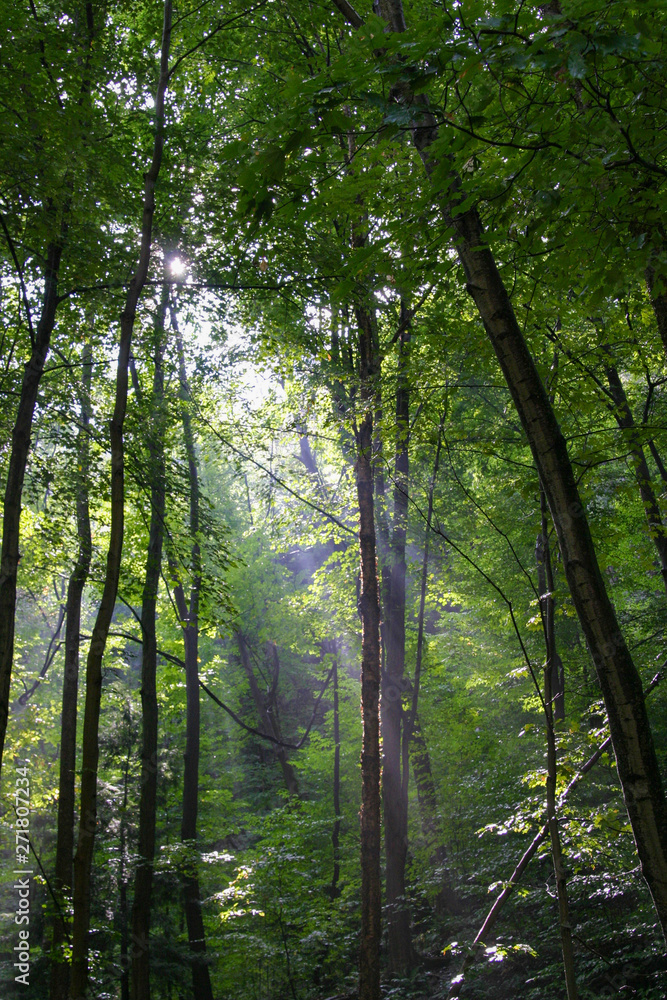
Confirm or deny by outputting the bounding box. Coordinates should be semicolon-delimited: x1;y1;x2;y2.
1;1;667;998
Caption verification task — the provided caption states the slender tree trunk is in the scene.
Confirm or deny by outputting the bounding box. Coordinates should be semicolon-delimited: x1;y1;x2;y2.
173;582;212;1000
539;493;578;1000
355;304;382;1000
326;640;342;900
0;240;64;779
15;583;66;708
70;8;172;996
130;284;168;1000
603;356;667;592
342;126;383;996
170;306;214;1000
49;345;92;1000
374;406;391;631
647;438;667;487
365;0;667;940
402;411;444;777
545;682;578;1000
403;413;443;767
535;533;565;722
297;429;325;496
382;317;412;974
0;1;96;781
119;744;132;1000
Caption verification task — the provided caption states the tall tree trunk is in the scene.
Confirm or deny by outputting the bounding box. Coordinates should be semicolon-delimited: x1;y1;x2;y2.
119;742;132;1000
360;0;667;941
130;283;169;1000
603;355;667;592
539;492;578;1000
326;640;342;900
70;7;172;996
0;239;65;779
170;305;214;1000
173;576;212;1000
341;125;383;998
382;317;412;974
236;634;300;797
0;1;96;780
49;344;92;1000
355;303;382;1000
402;411;443;780
535;531;565;723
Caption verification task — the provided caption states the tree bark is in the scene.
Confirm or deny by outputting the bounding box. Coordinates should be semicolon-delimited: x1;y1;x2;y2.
170;306;214;1000
355;302;382;1000
326;640;342;900
70;7;172;996
539;492;578;1000
119;743;132;1000
49;344;92;1000
0;1;96;781
0;239;65;779
647;437;667;487
535;525;565;722
266;642;301;797
342;124;383;995
409;717;462;917
402;411;444;780
382;316;412;974
130;283;168;1000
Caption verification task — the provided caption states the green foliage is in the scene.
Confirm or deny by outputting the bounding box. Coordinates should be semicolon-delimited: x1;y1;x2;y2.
2;0;667;997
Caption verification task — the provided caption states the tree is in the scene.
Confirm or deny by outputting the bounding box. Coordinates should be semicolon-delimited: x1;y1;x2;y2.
0;0;96;781
354;328;383;1000
167;302;214;1000
130;279;168;1000
70;6;172;994
49;343;92;1000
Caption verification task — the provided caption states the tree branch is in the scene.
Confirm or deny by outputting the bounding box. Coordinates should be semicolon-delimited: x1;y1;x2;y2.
332;0;364;30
